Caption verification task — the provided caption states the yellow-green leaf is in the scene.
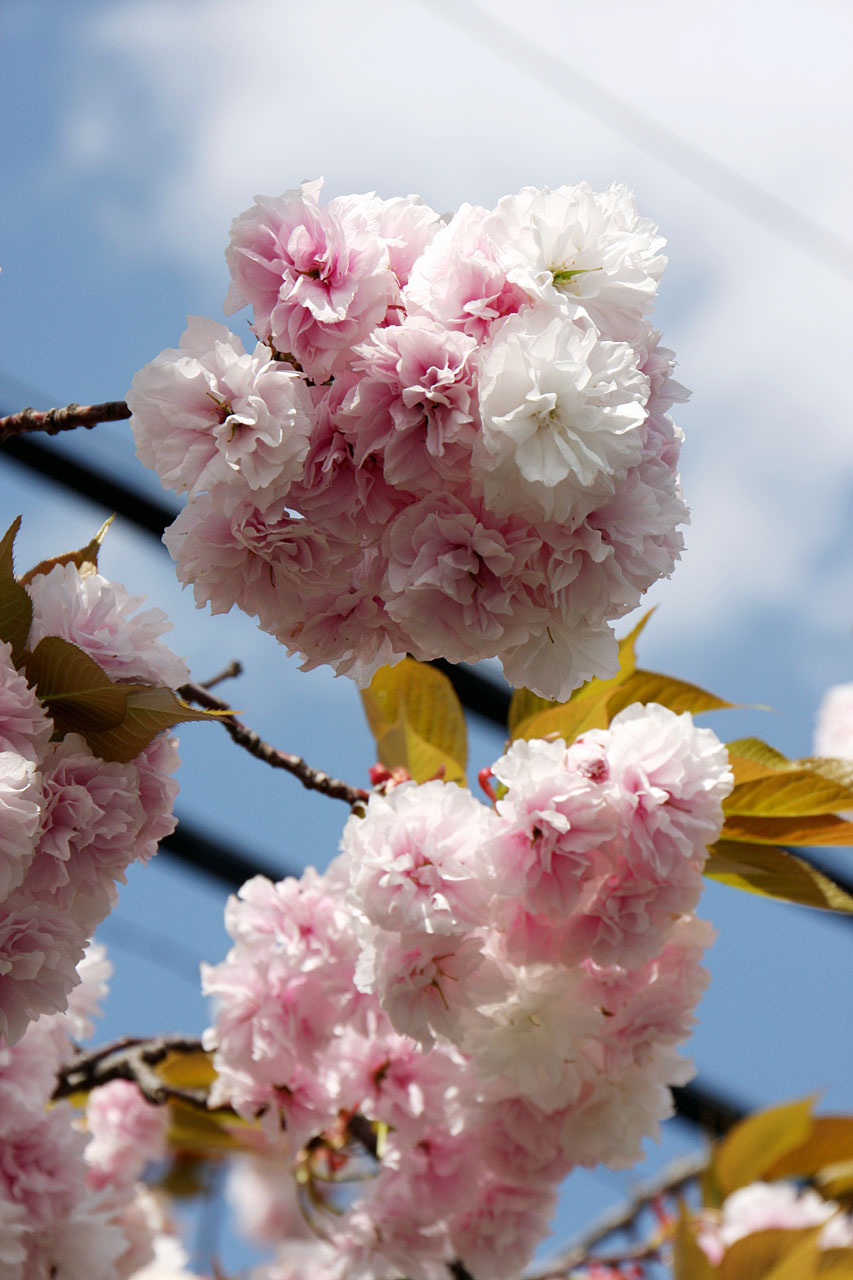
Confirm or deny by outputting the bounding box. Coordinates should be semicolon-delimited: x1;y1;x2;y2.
816;1247;853;1278
20;514;114;585
509;687;613;743
361;659;467;785
705;841;853;913
673;1203;717;1280
712;1097;816;1197
720;1226;822;1280
166;1097;256;1154
507;609;656;740
764;1118;853;1180
724;771;853;817
0;517;33;666
721;814;853;847
24;636;137;734
605;669;736;719
156;1047;218;1091
817;1162;853;1200
84;686;230;764
727;738;791;771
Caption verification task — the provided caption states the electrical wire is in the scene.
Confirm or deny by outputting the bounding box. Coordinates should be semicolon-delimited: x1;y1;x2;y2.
415;0;853;284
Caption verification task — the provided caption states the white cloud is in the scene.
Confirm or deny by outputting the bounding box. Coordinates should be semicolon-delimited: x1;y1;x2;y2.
47;0;853;665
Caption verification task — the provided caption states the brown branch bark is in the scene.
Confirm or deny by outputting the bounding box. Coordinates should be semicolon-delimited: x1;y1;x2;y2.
178;679;369;808
53;1034;210;1108
523;1149;708;1278
0;400;131;443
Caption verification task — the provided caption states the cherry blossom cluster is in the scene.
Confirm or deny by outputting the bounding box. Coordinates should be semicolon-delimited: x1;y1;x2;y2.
0;563;185;1047
697;1181;853;1263
202;702;732;1279
129;179;688;700
0;945;183;1280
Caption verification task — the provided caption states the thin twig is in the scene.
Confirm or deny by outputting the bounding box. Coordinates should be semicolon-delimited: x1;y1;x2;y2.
177;679;369;808
523;1149;709;1279
0;400;131;442
198;660;244;691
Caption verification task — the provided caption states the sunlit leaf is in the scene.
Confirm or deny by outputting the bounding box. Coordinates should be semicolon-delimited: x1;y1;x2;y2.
84;686;230;764
508;687;613;743
721;813;853;847
166;1098;255;1154
508;609;655;739
817;1162;853;1200
155;1047;217;1091
726;738;791;770
724;771;853;817
20;514;114;585
0;517;33;666
815;1248;853;1278
720;1226;821;1279
712;1097;816;1197
24;636;137;734
361;659;467;784
763;1118;853;1180
605;669;736;718
705;841;853;913
673;1203;717;1280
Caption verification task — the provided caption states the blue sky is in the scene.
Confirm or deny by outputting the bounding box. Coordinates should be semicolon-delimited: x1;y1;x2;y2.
3;0;853;1270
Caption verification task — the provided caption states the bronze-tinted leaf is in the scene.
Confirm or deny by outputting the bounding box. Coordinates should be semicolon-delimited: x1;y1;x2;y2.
719;1226;821;1280
508;609;656;740
705;841;853;913
84;686;231;764
20;514;114;585
0;517;33;666
712;1097;815;1197
673;1203;717;1280
763;1118;853;1180
24;636;136;734
606;669;736;718
361;658;467;784
721;813;853;847
724;771;853;817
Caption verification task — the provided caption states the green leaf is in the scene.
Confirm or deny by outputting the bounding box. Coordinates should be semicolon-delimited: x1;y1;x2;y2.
727;738;792;772
360;658;467;784
712;1097;816;1197
24;636;138;735
763;1117;853;1180
84;686;230;764
20;514;114;585
0;517;33;666
705;841;853;913
724;771;853;817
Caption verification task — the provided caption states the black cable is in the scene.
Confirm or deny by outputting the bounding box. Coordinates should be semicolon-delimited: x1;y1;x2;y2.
0;428;755;1133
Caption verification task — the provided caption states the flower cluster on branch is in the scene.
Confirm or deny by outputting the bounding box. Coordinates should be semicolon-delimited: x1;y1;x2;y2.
128;179;687;701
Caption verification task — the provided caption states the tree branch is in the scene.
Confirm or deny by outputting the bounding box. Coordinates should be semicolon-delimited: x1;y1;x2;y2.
177;680;369;808
523;1149;709;1278
0;400;131;442
53;1034;210;1108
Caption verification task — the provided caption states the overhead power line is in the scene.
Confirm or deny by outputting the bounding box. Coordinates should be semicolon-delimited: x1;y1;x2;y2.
0;427;755;1134
416;0;853;284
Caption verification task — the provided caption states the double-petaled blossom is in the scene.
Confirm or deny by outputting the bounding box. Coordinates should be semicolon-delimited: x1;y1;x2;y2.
131;179;688;701
204;704;731;1279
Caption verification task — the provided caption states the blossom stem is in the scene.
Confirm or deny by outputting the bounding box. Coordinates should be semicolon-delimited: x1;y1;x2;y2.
0;400;131;442
177;679;369;808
